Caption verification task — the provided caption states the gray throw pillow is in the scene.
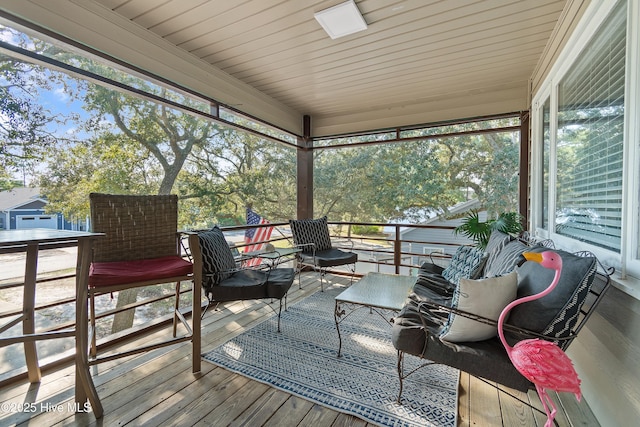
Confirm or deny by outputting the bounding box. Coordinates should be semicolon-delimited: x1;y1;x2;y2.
440;272;518;342
483;230;512;275
483;239;529;278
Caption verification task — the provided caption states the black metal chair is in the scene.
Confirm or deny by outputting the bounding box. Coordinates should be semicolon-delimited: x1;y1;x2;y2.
289;216;358;291
188;226;294;332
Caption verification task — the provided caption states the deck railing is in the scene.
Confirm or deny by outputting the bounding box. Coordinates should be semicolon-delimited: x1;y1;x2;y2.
0;221;465;386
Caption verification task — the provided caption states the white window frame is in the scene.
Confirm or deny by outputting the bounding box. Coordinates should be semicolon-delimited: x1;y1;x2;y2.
531;0;640;287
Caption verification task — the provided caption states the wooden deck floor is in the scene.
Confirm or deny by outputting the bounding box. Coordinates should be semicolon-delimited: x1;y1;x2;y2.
0;272;599;426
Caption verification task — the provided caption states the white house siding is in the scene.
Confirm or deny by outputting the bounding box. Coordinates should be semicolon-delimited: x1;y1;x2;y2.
531;1;640;424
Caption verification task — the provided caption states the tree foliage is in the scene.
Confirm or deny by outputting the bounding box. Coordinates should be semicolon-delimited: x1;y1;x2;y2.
184;125;296;227
0;51;59;183
314;127;520;222
80;78;219;195
42;135;160;220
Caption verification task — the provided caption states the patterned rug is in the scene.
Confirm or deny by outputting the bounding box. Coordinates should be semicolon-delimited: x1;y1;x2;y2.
203;286;459;427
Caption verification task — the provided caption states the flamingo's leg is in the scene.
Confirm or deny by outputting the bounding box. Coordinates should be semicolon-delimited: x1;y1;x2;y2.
536;384;557;427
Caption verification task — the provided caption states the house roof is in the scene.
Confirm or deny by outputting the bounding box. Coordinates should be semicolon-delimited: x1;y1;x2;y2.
385;198;482;236
0;1;570;136
0;187;45;211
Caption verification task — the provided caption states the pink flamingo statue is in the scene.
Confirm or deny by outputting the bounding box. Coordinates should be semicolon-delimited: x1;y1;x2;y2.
498;251;581;427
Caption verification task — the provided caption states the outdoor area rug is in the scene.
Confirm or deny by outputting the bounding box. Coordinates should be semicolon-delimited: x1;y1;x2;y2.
203;286;459;427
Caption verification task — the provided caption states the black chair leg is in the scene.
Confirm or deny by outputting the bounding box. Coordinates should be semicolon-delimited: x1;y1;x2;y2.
397;350;405;403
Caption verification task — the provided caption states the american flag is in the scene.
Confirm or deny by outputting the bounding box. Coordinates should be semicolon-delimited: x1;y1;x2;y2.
244;208;274;266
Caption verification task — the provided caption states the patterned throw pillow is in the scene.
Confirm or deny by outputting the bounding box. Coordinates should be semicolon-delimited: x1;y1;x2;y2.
198;226;237;283
483;240;528;278
289;216;333;253
441;245;487;286
440;272;518;342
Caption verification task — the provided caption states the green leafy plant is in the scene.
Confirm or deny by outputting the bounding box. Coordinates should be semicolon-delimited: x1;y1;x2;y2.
454;210;524;249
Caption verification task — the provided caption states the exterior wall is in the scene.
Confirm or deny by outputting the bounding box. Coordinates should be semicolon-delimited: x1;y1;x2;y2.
530;1;640;424
400;223;473;259
18;200;46;210
530;0;591;96
568;285;640;426
399;210;488;260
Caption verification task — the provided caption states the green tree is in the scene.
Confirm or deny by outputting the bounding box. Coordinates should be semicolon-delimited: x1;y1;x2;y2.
314;143;452;223
0;55;58;184
185;126;297;225
313;124;520;224
81;82;219;195
42;135;160;221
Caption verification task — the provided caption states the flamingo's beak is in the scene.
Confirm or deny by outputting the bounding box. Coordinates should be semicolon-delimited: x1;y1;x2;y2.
522;252;543;263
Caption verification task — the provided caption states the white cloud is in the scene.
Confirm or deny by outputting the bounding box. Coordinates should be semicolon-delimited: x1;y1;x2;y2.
54;87;69;102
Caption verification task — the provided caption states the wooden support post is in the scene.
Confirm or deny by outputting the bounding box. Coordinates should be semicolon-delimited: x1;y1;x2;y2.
297;115;313;219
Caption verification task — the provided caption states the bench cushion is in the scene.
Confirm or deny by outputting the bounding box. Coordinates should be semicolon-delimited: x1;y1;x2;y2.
391;283;532;392
89;255;193;287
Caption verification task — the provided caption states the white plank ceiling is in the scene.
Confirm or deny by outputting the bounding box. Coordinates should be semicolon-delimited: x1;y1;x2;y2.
7;0;569;135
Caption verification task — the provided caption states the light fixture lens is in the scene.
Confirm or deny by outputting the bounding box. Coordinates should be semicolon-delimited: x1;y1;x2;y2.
314;0;367;39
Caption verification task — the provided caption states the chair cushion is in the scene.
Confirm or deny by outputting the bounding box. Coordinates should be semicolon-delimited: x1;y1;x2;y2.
289;216;333;252
208;268;294;301
209;269;268;301
439;272;517;342
507;248;597;347
198;226;237;282
89;255;193;287
441;245;486;286
266;268;295;299
300;248;358;267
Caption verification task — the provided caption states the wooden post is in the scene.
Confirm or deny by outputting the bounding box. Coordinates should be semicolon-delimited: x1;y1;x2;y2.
519;110;530;230
297;115;313;219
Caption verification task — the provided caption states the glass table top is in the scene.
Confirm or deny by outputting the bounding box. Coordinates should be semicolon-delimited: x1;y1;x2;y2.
335;272;416;311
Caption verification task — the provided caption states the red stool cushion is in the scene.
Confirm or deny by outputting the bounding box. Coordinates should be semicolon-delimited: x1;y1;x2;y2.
89;255;193;287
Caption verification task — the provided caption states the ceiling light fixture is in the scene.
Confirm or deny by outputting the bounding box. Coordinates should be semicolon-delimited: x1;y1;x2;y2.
314;0;367;40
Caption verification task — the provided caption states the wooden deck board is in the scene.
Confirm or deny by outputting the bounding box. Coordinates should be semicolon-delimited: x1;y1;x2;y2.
1;272;599;426
263;395;315;427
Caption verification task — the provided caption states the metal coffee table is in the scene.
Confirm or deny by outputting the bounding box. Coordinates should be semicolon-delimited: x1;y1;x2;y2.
334;272;416;357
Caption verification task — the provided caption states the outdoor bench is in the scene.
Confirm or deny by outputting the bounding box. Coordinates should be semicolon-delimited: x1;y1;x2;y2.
391;230;610;397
